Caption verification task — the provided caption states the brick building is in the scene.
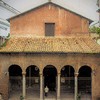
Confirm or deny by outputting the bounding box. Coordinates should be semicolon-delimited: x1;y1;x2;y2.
0;2;100;100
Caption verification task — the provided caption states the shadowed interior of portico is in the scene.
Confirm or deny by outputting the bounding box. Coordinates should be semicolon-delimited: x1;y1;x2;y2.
43;65;57;99
8;65;92;100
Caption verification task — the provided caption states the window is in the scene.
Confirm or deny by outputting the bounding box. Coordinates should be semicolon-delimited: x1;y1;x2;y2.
45;23;55;36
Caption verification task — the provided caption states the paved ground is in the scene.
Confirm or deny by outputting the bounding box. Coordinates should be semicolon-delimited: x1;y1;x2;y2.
9;93;91;100
8;89;91;100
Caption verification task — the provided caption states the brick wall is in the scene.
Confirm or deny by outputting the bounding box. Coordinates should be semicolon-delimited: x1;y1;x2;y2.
0;53;100;100
10;3;89;36
0;75;9;100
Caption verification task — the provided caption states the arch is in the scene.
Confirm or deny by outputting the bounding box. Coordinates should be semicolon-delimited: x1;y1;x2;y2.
26;65;40;98
78;65;92;99
8;64;22;98
78;65;92;77
6;63;23;71
61;65;75;77
78;64;93;71
26;65;40;77
8;64;22;76
43;65;57;93
42;63;58;73
43;65;57;76
60;65;75;99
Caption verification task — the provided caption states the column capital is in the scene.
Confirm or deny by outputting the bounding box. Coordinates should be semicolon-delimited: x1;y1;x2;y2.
22;72;26;75
39;72;43;75
57;72;61;74
74;72;79;77
57;73;61;75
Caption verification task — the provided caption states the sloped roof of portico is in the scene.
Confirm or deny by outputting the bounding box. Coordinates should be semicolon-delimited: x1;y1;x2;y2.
0;34;100;53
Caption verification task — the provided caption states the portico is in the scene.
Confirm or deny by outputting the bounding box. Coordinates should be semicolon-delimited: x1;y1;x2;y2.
6;53;93;100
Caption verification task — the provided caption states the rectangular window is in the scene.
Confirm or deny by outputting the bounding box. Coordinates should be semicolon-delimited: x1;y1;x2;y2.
45;23;55;36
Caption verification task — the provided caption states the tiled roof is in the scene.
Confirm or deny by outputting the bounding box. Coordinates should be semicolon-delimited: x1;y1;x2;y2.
0;34;100;53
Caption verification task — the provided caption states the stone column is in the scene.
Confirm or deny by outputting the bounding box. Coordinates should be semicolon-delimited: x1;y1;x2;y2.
57;73;61;100
22;72;26;99
40;73;43;100
74;72;79;100
0;93;3;100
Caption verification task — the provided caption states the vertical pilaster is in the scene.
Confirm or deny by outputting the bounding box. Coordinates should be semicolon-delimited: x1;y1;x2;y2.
75;72;79;100
40;73;43;100
57;73;61;100
22;72;26;99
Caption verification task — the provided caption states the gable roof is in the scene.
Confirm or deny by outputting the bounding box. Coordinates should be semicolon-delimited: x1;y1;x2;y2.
8;2;93;23
0;34;100;53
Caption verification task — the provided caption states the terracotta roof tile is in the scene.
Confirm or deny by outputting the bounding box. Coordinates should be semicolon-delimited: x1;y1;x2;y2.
0;34;100;53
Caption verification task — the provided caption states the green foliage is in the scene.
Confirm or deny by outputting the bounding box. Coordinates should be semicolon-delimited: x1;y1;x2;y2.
77;93;81;100
20;95;24;100
0;33;10;48
89;26;97;33
89;26;100;36
0;39;8;48
7;33;10;38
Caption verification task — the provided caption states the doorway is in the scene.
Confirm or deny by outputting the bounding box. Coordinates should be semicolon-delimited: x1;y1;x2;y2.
8;65;22;99
26;65;40;99
78;65;92;100
43;65;57;99
60;65;75;99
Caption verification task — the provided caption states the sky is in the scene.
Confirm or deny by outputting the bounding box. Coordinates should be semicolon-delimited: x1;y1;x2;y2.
52;0;98;21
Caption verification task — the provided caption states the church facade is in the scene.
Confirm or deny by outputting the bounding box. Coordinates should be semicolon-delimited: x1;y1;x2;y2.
0;2;100;100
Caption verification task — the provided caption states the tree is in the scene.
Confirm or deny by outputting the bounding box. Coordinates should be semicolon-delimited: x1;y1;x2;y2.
89;26;100;37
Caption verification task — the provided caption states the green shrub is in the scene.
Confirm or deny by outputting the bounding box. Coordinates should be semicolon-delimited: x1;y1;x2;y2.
0;33;10;48
20;95;24;100
0;39;8;48
77;93;81;100
89;26;100;36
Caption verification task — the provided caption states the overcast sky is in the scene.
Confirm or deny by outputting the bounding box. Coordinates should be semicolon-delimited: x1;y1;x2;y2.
53;0;98;21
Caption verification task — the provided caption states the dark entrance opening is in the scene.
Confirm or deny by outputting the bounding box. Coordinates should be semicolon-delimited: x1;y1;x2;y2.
43;65;57;91
26;65;40;99
8;65;22;98
26;65;39;87
78;65;92;99
61;65;75;99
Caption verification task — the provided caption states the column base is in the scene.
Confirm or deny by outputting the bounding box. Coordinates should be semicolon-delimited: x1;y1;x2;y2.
57;97;60;100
